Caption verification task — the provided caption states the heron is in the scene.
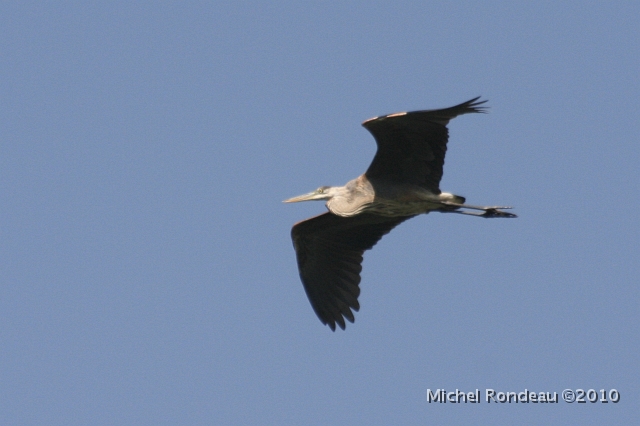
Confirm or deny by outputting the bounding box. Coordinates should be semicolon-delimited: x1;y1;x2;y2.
284;97;516;331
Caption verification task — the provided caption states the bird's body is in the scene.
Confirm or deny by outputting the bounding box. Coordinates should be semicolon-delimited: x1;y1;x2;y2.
324;174;464;217
285;97;516;331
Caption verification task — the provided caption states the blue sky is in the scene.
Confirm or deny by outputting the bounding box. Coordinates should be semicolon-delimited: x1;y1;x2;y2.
1;2;638;424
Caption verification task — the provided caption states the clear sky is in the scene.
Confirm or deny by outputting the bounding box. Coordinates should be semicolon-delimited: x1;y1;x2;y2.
1;2;638;424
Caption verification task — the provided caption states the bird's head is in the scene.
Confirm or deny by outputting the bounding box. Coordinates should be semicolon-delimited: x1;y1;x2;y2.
283;186;340;203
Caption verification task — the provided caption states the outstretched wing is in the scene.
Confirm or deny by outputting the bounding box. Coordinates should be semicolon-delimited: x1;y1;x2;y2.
291;212;414;331
362;97;487;193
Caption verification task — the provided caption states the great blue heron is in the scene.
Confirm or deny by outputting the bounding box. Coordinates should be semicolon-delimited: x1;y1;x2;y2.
285;97;516;331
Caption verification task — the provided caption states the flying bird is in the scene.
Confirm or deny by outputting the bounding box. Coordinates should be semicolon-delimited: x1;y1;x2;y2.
285;97;516;331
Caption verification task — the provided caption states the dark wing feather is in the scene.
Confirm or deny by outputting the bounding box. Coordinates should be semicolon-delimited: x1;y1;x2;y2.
362;97;487;193
291;212;414;330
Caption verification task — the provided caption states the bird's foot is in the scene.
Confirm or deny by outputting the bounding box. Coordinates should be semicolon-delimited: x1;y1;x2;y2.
480;208;517;218
441;203;517;218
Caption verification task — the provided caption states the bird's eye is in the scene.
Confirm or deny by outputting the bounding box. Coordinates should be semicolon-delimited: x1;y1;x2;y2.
317;187;324;194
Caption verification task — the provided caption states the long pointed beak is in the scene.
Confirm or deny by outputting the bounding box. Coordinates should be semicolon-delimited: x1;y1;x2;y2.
283;191;320;203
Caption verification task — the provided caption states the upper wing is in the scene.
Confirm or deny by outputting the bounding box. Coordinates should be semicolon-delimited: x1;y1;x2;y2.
362;97;487;193
291;212;414;331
